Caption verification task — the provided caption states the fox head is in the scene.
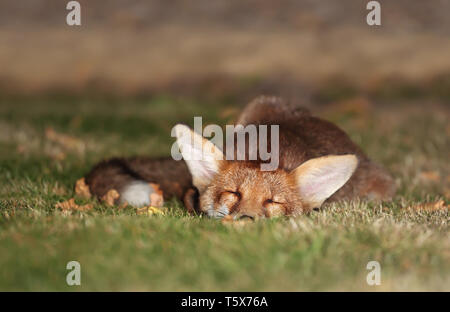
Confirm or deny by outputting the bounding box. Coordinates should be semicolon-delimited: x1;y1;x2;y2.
174;124;358;219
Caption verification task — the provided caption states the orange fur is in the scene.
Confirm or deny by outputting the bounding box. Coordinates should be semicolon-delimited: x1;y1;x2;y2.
85;96;396;218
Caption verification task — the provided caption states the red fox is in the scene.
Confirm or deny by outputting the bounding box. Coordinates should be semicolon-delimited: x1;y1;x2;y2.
85;96;396;219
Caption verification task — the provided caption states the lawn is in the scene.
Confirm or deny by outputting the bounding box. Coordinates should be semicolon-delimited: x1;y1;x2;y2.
0;95;448;291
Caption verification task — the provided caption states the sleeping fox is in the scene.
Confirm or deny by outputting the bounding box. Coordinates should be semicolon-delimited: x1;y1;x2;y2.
85;96;396;219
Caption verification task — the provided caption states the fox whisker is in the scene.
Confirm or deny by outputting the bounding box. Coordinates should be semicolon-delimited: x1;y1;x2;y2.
207;208;228;219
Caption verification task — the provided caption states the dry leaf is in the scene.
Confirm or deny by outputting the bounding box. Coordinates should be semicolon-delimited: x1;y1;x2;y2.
52;184;67;196
330;97;372;116
407;200;448;212
102;189;120;206
74;203;94;212
16;145;26;154
75;177;91;199
55;198;77;211
45;127;85;153
219;107;239;119
136;206;165;216
419;171;440;183
45;148;66;161
55;198;93;212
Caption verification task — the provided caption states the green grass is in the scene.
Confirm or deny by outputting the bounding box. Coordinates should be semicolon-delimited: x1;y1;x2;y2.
0;96;448;291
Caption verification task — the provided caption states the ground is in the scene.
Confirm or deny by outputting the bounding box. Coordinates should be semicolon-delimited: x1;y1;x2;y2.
0;95;448;291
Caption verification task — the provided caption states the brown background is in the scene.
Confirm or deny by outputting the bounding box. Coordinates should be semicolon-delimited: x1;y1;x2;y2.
1;0;450;99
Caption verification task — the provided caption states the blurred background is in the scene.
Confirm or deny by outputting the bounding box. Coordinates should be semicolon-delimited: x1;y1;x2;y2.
0;1;449;291
1;0;450;101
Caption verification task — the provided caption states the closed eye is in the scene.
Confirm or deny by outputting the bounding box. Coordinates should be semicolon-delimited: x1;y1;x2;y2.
225;190;241;198
263;198;286;218
264;199;284;205
220;190;241;214
221;190;242;205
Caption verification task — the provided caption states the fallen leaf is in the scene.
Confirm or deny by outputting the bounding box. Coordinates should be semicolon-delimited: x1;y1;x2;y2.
136;206;165;216
55;198;76;211
419;171;440;183
45;127;85;153
407;200;448;212
74;203;94;212
55;198;93;212
219;107;239;119
45;147;66;161
330;97;372;116
75;178;91;199
102;189;120;206
16;145;26;154
52;184;67;196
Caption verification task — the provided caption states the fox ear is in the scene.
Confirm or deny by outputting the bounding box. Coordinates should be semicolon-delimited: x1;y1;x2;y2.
292;155;358;209
174;124;224;192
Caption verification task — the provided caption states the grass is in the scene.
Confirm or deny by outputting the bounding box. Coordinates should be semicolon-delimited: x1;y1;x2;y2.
0;95;448;291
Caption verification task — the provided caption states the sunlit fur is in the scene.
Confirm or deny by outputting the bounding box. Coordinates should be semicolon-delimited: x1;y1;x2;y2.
85;96;396;217
200;161;304;219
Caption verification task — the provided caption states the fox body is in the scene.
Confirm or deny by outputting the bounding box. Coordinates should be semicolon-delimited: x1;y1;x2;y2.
85;96;395;218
